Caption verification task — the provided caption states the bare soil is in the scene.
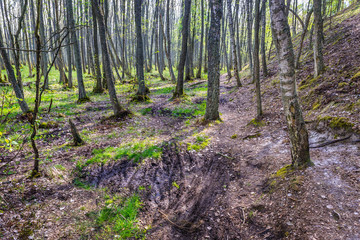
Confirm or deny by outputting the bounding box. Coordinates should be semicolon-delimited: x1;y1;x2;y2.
1;3;360;240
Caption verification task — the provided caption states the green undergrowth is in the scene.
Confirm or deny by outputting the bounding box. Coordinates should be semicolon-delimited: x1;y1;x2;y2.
84;194;147;239
77;140;162;171
187;134;210;151
317;115;354;130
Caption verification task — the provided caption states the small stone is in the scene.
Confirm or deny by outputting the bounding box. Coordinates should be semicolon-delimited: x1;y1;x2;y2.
207;226;212;230
286;221;293;226
326;205;334;210
287;193;292;197
321;195;326;199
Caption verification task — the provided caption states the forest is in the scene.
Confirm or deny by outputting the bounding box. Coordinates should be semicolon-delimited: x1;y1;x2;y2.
0;0;359;239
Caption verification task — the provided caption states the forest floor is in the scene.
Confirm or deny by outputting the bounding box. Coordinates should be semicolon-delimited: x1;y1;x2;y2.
1;2;360;240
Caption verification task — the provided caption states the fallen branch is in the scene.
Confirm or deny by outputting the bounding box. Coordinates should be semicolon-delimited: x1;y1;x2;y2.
216;152;234;160
310;135;351;148
48;98;53;113
188;81;206;88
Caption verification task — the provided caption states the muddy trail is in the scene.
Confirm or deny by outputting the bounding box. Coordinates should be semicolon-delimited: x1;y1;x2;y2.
75;72;360;239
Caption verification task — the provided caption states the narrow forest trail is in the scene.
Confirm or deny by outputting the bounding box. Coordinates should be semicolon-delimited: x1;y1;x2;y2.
181;73;360;239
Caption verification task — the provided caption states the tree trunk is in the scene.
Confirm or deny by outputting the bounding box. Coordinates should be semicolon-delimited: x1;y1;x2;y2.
205;0;222;121
0;28;29;113
135;0;147;99
66;0;88;101
92;0;126;117
253;0;262;118
260;0;268;77
295;7;313;69
173;0;191;98
92;2;103;94
227;0;242;87
313;0;325;77
269;0;310;168
246;0;253;76
196;0;205;78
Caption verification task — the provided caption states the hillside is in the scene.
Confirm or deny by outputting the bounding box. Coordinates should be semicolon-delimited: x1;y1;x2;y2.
0;1;360;240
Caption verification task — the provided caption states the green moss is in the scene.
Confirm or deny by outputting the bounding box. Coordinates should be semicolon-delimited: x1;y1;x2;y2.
274;164;293;179
248;118;266;127
317;115;354;130
299;76;321;91
39;121;59;129
338;82;349;88
243;133;262;140
230;134;237;139
351;70;360;81
77;96;91;104
271;79;280;86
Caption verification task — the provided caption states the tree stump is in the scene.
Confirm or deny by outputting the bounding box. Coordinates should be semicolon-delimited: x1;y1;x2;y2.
69;119;84;146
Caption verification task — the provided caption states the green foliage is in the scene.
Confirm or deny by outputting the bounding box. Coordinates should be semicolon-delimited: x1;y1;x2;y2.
139;107;152;115
90;194;147;239
73;178;92;190
172;181;180;189
81;141;162;169
114;142;162;163
187;134;210;151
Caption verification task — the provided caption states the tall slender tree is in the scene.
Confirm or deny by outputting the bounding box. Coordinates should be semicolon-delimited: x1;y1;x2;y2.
227;0;242;87
92;0;128;117
173;0;192;98
135;0;148;100
253;0;263;118
66;0;89;102
205;0;222;121
196;0;205;79
313;0;325;77
269;0;311;167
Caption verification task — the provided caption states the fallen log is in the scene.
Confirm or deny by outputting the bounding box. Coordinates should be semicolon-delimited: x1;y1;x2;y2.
310;135;351;148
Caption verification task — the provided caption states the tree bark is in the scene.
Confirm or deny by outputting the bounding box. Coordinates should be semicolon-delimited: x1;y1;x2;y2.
246;0;254;76
66;0;88;101
173;0;191;98
205;0;222;121
92;0;126;116
269;0;310;168
135;0;147;99
196;0;205;78
227;0;242;87
253;0;263;117
0;29;29;113
92;1;103;94
260;0;268;77
313;0;325;77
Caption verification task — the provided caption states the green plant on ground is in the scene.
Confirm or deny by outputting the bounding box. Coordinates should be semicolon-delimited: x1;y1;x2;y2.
187;134;210;152
87;194;147;239
78;140;163;170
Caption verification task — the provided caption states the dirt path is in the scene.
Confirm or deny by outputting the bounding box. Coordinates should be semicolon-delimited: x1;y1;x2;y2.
188;74;360;239
1;72;359;240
